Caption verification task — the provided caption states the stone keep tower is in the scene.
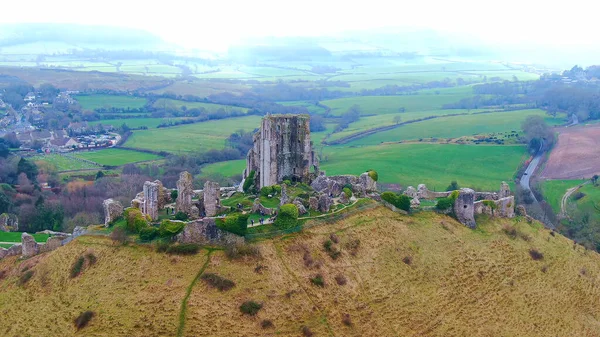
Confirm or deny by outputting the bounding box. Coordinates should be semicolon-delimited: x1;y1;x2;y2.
243;114;319;189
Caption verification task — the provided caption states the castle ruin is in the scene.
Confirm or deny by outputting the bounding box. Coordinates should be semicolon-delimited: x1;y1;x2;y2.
243;114;319;189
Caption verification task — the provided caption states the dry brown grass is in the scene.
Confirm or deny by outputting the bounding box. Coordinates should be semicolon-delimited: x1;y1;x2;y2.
3;207;600;336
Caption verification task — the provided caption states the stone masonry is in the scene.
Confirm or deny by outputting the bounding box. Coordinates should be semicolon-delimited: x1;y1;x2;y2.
142;181;160;220
21;233;39;258
176;171;194;214
454;188;476;229
0;213;18;232
243;114;319;189
203;181;221;217
103;199;123;227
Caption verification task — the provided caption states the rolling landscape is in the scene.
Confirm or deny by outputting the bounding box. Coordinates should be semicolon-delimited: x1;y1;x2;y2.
0;11;600;337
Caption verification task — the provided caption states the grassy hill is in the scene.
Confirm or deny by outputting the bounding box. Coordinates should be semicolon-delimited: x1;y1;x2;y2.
2;208;600;336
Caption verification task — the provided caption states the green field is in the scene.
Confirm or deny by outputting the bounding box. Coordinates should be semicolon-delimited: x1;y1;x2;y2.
75;94;148;110
542;180;600;216
541;180;586;213
71;148;162;166
321;143;527;191
0;232;50;243
124;115;262;153
321;88;475;116
201;143;527;192
89;117;190;129
153;99;248;113
201;160;245;177
30;154;100;171
346;109;563;146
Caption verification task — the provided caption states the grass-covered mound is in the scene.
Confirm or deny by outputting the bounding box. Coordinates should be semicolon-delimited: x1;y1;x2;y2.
2;208;600;336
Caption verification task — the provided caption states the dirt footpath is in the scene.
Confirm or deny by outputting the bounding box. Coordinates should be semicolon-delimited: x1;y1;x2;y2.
542;125;600;179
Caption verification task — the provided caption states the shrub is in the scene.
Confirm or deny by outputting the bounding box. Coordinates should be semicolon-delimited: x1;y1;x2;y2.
342;313;352;326
240;300;262;316
310;274;325;287
174;212;189;221
436;197;454;211
201;273;235;291
330;233;339;244
345;239;361;256
159;220;186;238
529;248;544;260
367;169;378;181
275;204;299;229
124;208;149;233
502;225;517;239
165;244;201;255
155;241;170;253
260;186;273;197
70;256;85;278
323;239;341;260
243;170;255;193
110;227;129;244
74;311;95;330
139;227;159;241
86;253;97;265
283;179;292;186
302;326;314;337
17;270;34;286
446;180;460;191
217;214;249;236
170;189;178;201
225;242;261;260
261;319;274;329
381;192;411;212
342;187;352;198
573;192;586;201
272;185;282;194
335;274;347;285
402;256;412;265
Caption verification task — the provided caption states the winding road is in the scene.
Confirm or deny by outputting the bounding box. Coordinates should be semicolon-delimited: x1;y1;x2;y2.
520;141;544;202
560;181;590;218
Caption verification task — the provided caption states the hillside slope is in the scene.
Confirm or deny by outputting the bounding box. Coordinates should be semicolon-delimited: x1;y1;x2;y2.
2;207;600;336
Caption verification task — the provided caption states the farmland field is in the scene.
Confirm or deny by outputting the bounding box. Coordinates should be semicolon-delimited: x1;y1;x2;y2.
201;160;245;177
321;143;528;191
89;117;190;129
124;115;262;153
71;148;162;166
75;94;148;110
321;88;475;116
541;179;586;213
152;99;248;112
203;143;528;191
345;109;563;146
30;153;100;171
542;125;600;179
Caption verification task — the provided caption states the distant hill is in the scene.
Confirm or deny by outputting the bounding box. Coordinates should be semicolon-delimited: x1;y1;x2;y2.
0;23;168;51
1;207;600;336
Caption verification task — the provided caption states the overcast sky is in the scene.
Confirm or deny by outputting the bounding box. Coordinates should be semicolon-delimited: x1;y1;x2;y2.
1;0;598;52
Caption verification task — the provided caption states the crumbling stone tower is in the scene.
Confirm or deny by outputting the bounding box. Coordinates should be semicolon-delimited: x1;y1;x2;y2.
243;114;319;189
454;188;476;229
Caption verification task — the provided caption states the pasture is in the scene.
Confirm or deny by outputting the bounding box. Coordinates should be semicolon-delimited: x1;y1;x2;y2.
320;88;475;116
345;109;563;146
321;143;527;191
30;153;100;171
201;160;245;178
89;117;190;129
152;99;248;113
541;180;586;213
123;115;262;153
75;94;148;110
71;148;162;166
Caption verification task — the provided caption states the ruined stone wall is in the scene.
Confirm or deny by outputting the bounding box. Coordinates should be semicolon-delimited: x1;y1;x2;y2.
244;114;319;188
454;188;476;229
142;181;160;220
474;196;515;218
175;218;244;245
203;181;221;217
103;199;124;227
176;171;194;214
